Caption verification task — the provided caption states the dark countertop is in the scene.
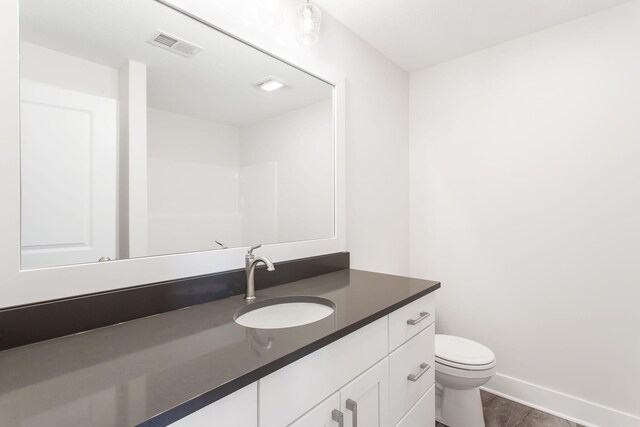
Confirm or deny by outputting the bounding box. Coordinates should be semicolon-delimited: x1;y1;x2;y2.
0;269;440;427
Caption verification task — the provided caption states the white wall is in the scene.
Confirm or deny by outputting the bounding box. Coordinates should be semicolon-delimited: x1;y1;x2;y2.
240;100;334;245
410;2;640;425
147;108;242;255
148;100;333;252
119;61;148;259
20;42;118;100
165;0;410;275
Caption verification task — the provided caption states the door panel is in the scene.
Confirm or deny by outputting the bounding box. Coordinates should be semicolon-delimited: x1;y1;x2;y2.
340;358;389;427
20;82;117;269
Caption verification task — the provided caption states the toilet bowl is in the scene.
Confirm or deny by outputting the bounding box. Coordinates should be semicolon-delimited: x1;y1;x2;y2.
435;335;496;427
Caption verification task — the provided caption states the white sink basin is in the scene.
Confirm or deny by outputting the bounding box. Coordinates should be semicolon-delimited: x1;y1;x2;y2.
234;296;335;329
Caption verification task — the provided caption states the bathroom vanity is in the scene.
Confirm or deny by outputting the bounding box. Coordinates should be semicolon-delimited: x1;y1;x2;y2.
175;283;437;427
0;268;439;426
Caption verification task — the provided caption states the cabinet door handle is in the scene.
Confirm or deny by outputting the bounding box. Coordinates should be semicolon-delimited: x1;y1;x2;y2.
406;311;430;325
332;409;344;427
407;362;431;382
346;398;358;427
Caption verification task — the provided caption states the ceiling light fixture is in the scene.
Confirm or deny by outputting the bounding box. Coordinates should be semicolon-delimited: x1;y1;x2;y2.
296;0;322;46
256;78;286;92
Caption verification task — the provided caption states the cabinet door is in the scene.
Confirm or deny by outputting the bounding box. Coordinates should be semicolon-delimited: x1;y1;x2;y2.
260;317;388;427
169;383;257;427
340;358;389;427
289;392;341;427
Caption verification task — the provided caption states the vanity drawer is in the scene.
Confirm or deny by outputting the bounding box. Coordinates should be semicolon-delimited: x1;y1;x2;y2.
394;384;435;427
389;324;435;426
389;293;435;351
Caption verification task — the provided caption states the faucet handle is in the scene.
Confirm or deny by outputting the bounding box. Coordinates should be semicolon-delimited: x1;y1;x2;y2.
247;244;262;257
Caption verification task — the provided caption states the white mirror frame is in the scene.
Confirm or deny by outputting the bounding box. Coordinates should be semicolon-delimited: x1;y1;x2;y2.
0;0;346;308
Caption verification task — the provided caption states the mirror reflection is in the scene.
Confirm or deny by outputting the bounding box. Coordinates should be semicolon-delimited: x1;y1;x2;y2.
19;0;335;269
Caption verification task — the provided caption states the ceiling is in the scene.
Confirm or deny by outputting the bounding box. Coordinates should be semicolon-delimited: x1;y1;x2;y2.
19;0;332;126
314;0;633;71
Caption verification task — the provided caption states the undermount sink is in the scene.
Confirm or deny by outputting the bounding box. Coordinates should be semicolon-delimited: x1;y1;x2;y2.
234;296;335;329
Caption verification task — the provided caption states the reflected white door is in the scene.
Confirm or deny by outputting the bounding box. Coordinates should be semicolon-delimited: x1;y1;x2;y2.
20;82;117;269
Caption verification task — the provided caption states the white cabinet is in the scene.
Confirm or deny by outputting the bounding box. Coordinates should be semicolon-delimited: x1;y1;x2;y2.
169;382;257;427
259;317;388;427
289;358;388;427
272;292;435;427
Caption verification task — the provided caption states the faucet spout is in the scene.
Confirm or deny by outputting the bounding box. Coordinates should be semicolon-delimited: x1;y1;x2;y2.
244;247;275;300
253;256;275;271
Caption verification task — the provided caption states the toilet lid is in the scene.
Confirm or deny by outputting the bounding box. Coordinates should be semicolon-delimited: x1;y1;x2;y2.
435;335;495;368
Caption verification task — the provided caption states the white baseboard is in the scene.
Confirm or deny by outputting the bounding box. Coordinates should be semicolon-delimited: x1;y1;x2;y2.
482;373;640;427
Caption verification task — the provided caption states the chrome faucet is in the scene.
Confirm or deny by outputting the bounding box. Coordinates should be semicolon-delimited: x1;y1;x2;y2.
245;244;275;300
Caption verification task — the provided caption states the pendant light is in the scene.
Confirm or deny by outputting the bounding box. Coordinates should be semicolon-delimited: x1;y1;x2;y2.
296;0;322;45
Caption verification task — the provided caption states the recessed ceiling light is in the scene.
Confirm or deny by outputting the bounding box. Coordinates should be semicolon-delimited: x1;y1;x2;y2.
256;78;286;92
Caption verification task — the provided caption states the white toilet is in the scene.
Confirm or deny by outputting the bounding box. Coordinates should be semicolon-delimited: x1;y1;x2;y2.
435;335;496;427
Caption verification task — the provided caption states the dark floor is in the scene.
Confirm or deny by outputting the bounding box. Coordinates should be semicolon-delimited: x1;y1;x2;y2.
436;390;585;427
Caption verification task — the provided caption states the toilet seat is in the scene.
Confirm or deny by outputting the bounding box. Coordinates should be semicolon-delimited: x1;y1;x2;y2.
435;335;496;371
435;358;496;379
436;357;496;371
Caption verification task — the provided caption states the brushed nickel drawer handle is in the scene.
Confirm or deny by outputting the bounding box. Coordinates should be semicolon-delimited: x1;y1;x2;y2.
406;311;430;325
407;362;431;382
346;399;358;427
332;409;344;427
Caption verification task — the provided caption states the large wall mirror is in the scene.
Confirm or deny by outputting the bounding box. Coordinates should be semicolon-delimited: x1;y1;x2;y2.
19;0;335;270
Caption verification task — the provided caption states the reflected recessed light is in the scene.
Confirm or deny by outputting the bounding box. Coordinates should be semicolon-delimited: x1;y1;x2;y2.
256;78;286;92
